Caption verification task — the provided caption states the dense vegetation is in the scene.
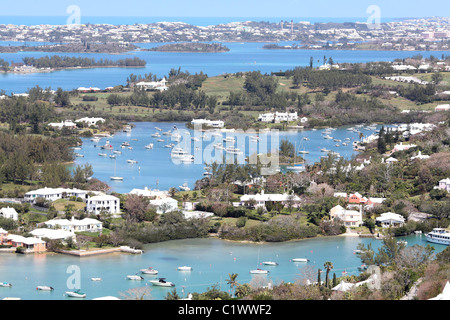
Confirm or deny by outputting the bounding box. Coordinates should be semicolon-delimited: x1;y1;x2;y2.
21;55;146;69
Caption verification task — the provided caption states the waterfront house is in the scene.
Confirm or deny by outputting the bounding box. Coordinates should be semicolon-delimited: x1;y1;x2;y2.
0;228;8;244
0;207;18;221
85;195;120;216
128;187;169;198
391;142;417;153
48;120;77;130
191;118;225;128
329;205;363;227
376;212;405;228
45;217;103;233
257;111;298;123
239;190;300;209
6;234;46;253
75;117;106;127
30;228;76;243
25;187;97;204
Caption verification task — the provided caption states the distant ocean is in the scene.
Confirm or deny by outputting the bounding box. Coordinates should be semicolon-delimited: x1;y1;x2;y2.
0;16;403;26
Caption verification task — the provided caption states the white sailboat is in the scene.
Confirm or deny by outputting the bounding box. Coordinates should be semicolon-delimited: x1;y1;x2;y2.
110;158;123;181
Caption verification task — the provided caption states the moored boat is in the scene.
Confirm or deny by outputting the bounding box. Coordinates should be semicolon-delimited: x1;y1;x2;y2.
177;266;192;271
262;261;278;266
140;267;158;275
36;286;54;291
65;290;86;298
126;275;144;280
426;228;450;246
292;258;309;262
250;268;269;274
0;282;12;287
149;278;175;287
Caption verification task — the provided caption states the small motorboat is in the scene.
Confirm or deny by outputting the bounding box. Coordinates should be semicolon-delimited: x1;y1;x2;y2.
126;275;144;281
36;286;54;291
140;267;158;275
177;266;192;271
91;278;102;281
250;269;269;274
127;159;138;164
292;258;309;262
0;282;12;287
65;290;86;298
262;261;278;266
145;143;154;149
149;278;175;287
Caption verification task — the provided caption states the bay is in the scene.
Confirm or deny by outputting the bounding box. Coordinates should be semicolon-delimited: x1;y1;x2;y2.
73;121;379;194
0;41;448;94
0;234;445;300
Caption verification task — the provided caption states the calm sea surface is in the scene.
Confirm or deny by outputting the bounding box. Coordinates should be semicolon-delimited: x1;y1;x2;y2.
72;121;382;193
0;41;448;94
0;234;445;300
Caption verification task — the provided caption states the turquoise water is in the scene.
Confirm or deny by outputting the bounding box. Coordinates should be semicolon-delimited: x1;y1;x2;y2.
73;122;380;193
0;234;445;300
0;41;448;94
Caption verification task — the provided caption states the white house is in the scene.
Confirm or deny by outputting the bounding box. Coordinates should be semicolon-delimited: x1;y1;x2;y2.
75;117;105;127
135;78;168;91
376;212;405;228
48;120;77;130
437;178;450;192
435;104;450;112
30;228;76;242
329;205;363;227
45;217;103;233
85;195;120;216
128;187;169;198
239;190;300;209
25;187;97;204
149;197;178;214
257;111;298;123
191;118;225;128
0;207;18;221
410;151;430;161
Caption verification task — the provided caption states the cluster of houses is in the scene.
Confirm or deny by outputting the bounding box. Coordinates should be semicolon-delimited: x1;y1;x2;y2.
258;111;306;123
135;78;168;91
191;118;225;128
48;117;106;130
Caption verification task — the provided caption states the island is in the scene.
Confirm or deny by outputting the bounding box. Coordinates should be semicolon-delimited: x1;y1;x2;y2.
145;42;230;53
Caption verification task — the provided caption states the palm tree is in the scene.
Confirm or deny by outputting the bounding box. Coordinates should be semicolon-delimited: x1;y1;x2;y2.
324;261;334;288
226;273;239;297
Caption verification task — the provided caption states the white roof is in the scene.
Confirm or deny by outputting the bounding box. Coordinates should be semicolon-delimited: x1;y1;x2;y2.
26;187;89;196
376;212;405;223
0;228;8;234
30;228;75;240
89;195;119;201
240;192;300;202
429;281;450;300
0;207;17;215
332;280;355;292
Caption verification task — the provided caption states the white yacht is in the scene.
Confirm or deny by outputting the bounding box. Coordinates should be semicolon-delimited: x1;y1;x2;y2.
180;155;195;163
292;258;309;262
145;143;154;149
250;269;269;274
179;182;191;191
140;267;158;275
177;266;192;271
36;286;54;291
426;228;450;245
262;261;278;266
171;148;190;159
65;290;86;298
127;159;138;164
226;147;243;155
149;278;175;287
126;275;144;281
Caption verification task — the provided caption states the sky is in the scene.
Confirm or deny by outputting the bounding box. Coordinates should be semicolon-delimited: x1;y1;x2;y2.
0;0;448;19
